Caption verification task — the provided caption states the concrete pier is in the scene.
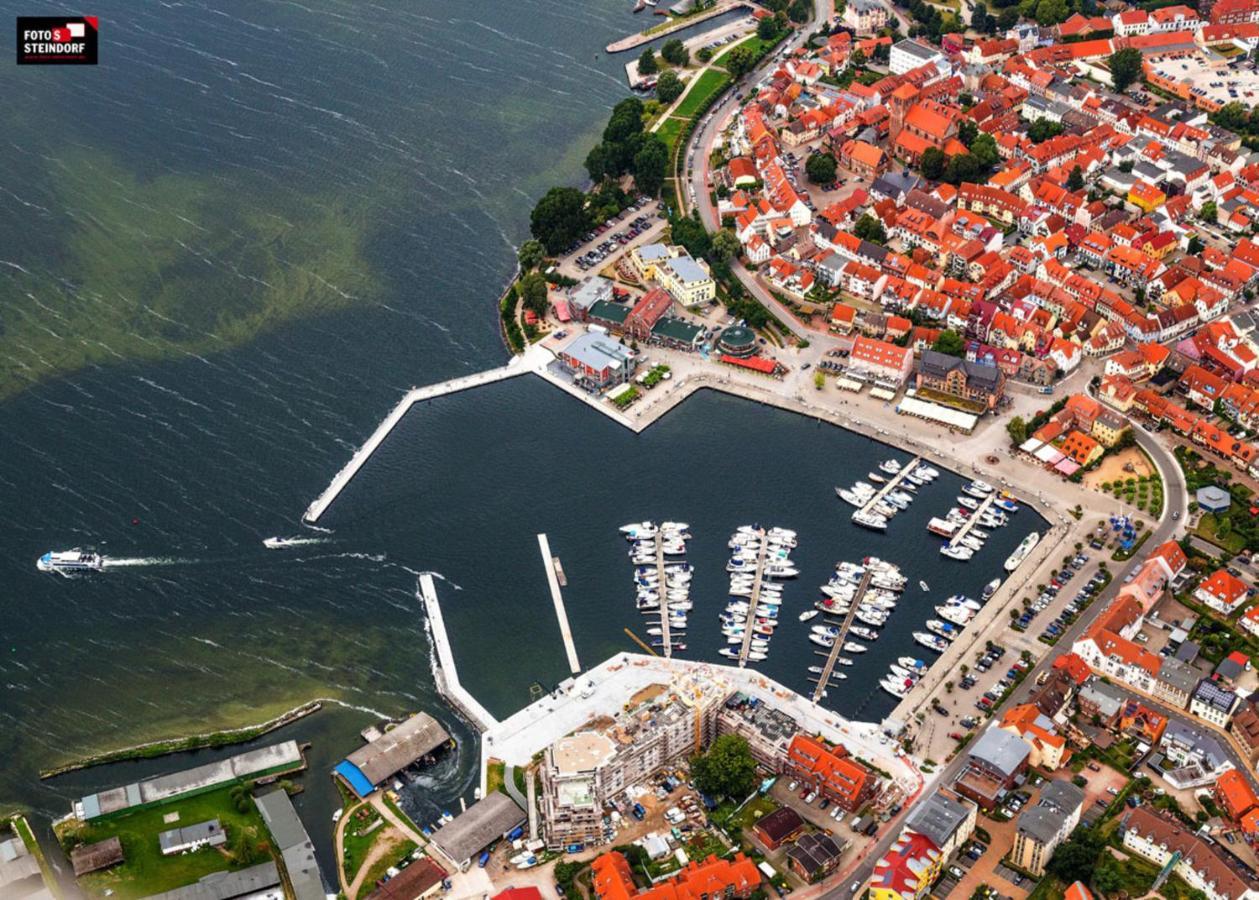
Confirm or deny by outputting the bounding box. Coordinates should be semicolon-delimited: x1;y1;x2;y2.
653;534;675;659
736;530;770;668
418;573;499;732
810;570;872;703
947;492;998;552
857;457;921;517
538;533;581;676
303;346;550;524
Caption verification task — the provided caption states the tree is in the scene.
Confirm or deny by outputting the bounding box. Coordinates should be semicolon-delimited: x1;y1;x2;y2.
639;47;658;75
1188;234;1205;254
520;272;549;316
670;213;712;261
1109;47;1143;92
697;46;714;62
958;119;979;148
585;143;612;183
997;7;1019;28
725;45;758;77
633;135;670;197
788;0;811;21
517;239;546;272
943;153;983;185
1034;0;1068;25
758;15;780;39
1046;828;1104;884
932;329;965;357
661;38;689;67
1213;101;1251;133
1067;165;1084;192
970;132;999;169
920;146;946;181
530;186;590;254
805;152;838;184
853;213;887;244
851;47;867;66
656;69;684;104
711;229;741;262
691;734;758;799
1201;201;1218;223
1007;415;1028;445
1027;118;1064;143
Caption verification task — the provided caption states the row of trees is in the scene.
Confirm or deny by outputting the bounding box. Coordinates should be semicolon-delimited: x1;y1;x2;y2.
638;37;690;77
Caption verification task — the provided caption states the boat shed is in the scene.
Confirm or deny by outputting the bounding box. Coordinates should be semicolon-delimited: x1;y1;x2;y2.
76;741;304;821
255;789;326;900
336;712;450;799
430;793;526;869
70;837;125;876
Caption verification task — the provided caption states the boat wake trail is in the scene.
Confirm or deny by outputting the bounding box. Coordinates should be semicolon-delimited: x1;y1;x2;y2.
101;557;196;568
418;571;463;591
262;536;330;549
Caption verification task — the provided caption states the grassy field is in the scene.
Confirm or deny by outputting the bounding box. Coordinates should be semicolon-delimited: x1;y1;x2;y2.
1195;512;1248;554
673;69;731;119
716;35;770;66
59;786;273;900
657;117;687;154
340;804;386;883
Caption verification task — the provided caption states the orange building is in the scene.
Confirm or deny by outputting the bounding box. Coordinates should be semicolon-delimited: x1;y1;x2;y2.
592;851;761;900
1214;769;1259;823
785;734;876;811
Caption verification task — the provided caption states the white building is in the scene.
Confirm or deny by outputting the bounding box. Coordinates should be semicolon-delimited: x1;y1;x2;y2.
889;39;945;75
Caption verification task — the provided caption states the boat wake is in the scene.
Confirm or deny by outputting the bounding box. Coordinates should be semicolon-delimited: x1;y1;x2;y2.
262;536;330;549
100;557;194;568
418;571;463;591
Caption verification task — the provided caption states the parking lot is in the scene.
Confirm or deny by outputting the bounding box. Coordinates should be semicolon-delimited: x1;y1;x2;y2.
561;198;664;275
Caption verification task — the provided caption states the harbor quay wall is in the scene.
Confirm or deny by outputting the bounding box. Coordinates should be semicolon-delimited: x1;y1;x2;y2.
418;573;499;738
302;345;552;524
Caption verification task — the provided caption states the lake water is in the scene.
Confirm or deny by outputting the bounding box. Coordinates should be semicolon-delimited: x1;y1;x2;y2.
0;0;1041;883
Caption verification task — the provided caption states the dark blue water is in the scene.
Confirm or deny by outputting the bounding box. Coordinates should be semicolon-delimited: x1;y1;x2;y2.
0;0;1042;884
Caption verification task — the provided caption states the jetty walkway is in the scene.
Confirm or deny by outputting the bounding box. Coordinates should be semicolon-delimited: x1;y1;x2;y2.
304;345;551;524
947;493;997;552
737;531;771;667
538;533;581;675
418;573;499;732
605;0;749;52
654;534;673;659
811;571;873;703
857;458;922;517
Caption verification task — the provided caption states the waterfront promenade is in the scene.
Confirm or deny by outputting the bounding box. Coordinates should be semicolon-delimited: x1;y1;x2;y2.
418;572;499;733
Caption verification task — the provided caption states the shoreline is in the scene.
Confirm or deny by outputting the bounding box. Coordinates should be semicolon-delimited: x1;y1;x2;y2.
39;698;325;780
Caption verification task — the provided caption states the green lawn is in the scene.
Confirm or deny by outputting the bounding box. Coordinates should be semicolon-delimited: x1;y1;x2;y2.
360;840;419;893
673;69;731;119
341;805;386;883
1195;512;1248;554
716;36;770;66
657;117;686;153
59;786;272;900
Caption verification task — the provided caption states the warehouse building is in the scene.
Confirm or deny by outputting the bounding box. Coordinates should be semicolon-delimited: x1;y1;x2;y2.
334;712;451;799
430;793;526;869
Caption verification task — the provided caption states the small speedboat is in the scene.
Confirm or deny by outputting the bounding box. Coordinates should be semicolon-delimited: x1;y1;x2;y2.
799;610;819;622
868;472;886;484
843;641;867;653
919;580;929;592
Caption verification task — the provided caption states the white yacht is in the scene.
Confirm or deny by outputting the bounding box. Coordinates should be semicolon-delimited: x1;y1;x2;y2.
36;549;104;573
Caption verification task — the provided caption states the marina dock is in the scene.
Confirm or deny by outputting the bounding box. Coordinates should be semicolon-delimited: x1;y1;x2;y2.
538;533;582;675
418;573;499;732
737;531;771;668
654;534;673;659
810;571;872;703
947;493;997;551
303;347;549;524
857;457;922;517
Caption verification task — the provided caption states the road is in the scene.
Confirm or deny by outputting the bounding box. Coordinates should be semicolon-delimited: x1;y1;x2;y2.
819;427;1188;897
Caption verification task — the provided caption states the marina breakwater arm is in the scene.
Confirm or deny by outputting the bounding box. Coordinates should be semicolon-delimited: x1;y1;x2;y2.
537;533;582;675
418;573;499;735
303;347;551;524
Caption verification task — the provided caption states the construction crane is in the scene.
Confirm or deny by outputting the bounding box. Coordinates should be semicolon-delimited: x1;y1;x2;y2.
623;627;659;657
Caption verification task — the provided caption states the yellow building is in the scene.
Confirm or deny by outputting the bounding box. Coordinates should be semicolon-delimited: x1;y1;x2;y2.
630;243;715;306
1090;410;1129;448
870;830;942;900
1127;180;1166;213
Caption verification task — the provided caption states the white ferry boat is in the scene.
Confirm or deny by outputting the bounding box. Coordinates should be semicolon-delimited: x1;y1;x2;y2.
36;549;103;573
1004;532;1040;572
